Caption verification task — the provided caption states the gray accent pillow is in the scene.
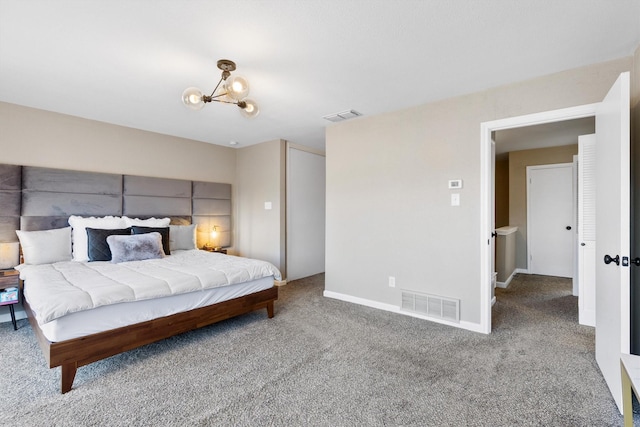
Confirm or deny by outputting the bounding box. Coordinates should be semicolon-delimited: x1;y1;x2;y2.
169;224;197;251
106;232;165;263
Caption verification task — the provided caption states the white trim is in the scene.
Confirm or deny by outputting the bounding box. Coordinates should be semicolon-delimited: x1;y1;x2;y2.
480;103;598;334
323;290;485;334
496;270;517;289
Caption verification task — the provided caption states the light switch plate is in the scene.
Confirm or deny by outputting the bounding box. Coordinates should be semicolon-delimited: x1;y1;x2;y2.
264;201;272;210
451;193;460;206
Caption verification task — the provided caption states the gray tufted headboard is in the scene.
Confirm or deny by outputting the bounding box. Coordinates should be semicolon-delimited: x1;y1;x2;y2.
0;164;231;248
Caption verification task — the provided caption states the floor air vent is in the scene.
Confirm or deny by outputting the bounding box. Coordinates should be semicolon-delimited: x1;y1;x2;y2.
401;291;460;323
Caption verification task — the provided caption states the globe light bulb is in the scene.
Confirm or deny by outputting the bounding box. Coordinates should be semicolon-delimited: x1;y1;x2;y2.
181;87;205;110
224;75;250;101
239;99;259;119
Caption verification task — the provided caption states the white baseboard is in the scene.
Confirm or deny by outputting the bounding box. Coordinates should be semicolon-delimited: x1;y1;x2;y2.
496;270;518;289
323;290;486;334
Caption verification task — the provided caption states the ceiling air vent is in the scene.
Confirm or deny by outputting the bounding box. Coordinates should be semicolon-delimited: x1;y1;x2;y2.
323;110;362;122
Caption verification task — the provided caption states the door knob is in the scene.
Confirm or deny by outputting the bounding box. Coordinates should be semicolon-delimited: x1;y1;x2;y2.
566;226;572;230
632;258;640;267
604;254;620;266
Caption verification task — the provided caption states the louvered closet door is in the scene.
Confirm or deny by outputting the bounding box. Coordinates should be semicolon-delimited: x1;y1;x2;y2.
578;134;596;327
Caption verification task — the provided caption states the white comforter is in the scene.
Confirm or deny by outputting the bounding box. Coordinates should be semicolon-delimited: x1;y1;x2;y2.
17;250;281;324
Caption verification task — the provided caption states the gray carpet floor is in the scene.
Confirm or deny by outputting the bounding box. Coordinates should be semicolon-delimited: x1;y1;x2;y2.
0;273;631;426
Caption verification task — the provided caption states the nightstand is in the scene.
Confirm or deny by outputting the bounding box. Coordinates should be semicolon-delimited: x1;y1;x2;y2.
0;269;20;331
201;246;227;254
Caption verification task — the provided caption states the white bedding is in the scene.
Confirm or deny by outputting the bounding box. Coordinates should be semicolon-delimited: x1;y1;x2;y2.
38;276;274;342
18;250;281;326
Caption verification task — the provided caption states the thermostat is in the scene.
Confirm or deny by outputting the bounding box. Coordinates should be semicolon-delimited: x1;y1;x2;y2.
448;179;463;189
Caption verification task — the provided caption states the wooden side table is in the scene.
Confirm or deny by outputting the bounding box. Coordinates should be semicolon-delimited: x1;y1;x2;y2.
0;269;20;331
621;354;640;426
201;246;227;254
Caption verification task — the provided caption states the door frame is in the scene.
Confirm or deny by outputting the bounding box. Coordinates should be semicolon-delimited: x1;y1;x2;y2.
526;163;575;278
479;103;599;334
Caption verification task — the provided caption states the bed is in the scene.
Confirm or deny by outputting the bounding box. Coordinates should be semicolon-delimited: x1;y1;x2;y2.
0;164;281;393
19;247;280;394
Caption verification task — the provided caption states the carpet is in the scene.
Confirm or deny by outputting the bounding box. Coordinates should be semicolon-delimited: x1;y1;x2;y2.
0;273;630;426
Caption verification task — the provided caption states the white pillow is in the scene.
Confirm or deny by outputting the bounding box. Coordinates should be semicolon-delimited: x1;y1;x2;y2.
68;215;127;262
16;227;72;265
123;216;171;227
169;224;197;251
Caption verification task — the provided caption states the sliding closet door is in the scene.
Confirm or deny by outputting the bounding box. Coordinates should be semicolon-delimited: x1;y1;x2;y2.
286;144;326;281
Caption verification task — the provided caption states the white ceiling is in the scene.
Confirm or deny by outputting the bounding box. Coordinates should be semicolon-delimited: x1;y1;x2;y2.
494;117;595;156
1;0;638;152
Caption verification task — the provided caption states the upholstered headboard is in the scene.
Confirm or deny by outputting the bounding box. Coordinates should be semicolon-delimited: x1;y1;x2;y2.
0;164;231;248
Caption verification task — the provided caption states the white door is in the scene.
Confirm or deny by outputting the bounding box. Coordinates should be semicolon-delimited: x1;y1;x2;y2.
595;72;630;413
527;164;575;277
286;145;326;281
578;134;596;327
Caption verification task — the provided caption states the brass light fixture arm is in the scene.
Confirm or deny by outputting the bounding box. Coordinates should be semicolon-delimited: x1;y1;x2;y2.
202;59;238;105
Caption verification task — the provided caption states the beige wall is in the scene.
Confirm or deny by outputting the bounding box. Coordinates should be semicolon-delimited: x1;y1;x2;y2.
0;103;240;251
508;145;578;270
0;101;291;276
0;102;236;182
326;56;632;327
235;139;286;274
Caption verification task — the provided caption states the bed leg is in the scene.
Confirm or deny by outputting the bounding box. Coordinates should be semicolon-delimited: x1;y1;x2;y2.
61;362;78;394
267;301;274;318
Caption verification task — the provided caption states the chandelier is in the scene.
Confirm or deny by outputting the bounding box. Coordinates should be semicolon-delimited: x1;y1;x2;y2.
182;59;259;118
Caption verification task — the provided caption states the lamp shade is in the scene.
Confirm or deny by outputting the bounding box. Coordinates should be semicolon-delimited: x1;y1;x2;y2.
239;99;259;119
0;242;19;269
181;87;205;110
224;75;250;101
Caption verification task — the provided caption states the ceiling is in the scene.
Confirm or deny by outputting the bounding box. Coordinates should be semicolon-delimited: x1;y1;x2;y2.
494;117;595;156
1;1;638;152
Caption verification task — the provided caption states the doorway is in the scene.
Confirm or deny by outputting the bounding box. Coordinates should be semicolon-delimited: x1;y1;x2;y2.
482;73;631;413
479;103;599;334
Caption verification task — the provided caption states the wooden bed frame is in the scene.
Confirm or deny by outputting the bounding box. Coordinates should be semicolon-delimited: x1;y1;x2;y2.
24;285;278;393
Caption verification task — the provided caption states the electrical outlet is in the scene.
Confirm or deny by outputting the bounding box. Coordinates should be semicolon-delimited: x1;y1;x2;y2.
389;276;396;288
